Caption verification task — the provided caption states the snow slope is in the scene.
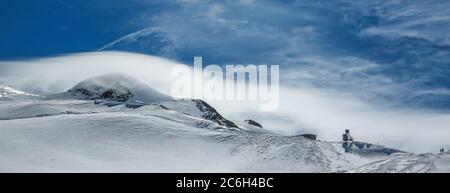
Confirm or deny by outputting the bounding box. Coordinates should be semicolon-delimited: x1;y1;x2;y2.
348;151;450;173
0;85;40;98
0;100;373;172
0;74;446;172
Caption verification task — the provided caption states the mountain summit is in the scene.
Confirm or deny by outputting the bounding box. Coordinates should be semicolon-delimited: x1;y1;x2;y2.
63;73;171;104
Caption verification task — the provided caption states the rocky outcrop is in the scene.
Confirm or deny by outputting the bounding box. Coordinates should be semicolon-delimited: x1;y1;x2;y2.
299;134;317;140
61;73;171;104
193;99;238;128
245;119;263;128
68;85;134;102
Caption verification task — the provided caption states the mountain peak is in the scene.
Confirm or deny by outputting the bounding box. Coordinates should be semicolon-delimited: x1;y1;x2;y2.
65;73;171;103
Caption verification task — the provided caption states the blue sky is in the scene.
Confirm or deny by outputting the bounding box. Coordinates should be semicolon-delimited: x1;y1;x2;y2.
2;0;450;109
0;0;158;59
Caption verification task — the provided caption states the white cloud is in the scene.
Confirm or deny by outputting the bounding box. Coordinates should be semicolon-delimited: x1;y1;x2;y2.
357;0;450;45
0;52;181;95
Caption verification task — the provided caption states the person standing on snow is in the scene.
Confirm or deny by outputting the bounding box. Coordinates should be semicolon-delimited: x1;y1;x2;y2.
342;129;354;153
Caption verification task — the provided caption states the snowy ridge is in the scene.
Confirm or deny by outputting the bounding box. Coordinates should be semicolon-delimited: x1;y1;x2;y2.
0;74;447;172
193;99;239;128
162;99;239;128
0;96;373;172
327;141;406;156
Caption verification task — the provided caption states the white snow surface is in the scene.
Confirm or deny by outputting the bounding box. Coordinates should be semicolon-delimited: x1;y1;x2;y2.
0;85;40;98
0;76;448;173
348;151;450;173
0;98;366;172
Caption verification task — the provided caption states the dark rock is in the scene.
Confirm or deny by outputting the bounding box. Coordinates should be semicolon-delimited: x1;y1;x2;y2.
351;141;405;155
245;119;263;128
299;134;317;140
99;87;133;102
72;88;94;98
125;101;145;109
159;104;169;110
68;86;133;102
193;99;238;128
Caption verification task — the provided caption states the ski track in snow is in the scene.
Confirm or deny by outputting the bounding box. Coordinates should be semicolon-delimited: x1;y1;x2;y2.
348;152;450;173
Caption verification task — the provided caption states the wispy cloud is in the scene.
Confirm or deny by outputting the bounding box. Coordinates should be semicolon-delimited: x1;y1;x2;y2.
94;0;450;115
356;0;450;45
99;27;179;58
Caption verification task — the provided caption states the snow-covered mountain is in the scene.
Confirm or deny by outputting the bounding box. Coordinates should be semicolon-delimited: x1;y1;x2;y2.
0;74;447;172
54;73;171;104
